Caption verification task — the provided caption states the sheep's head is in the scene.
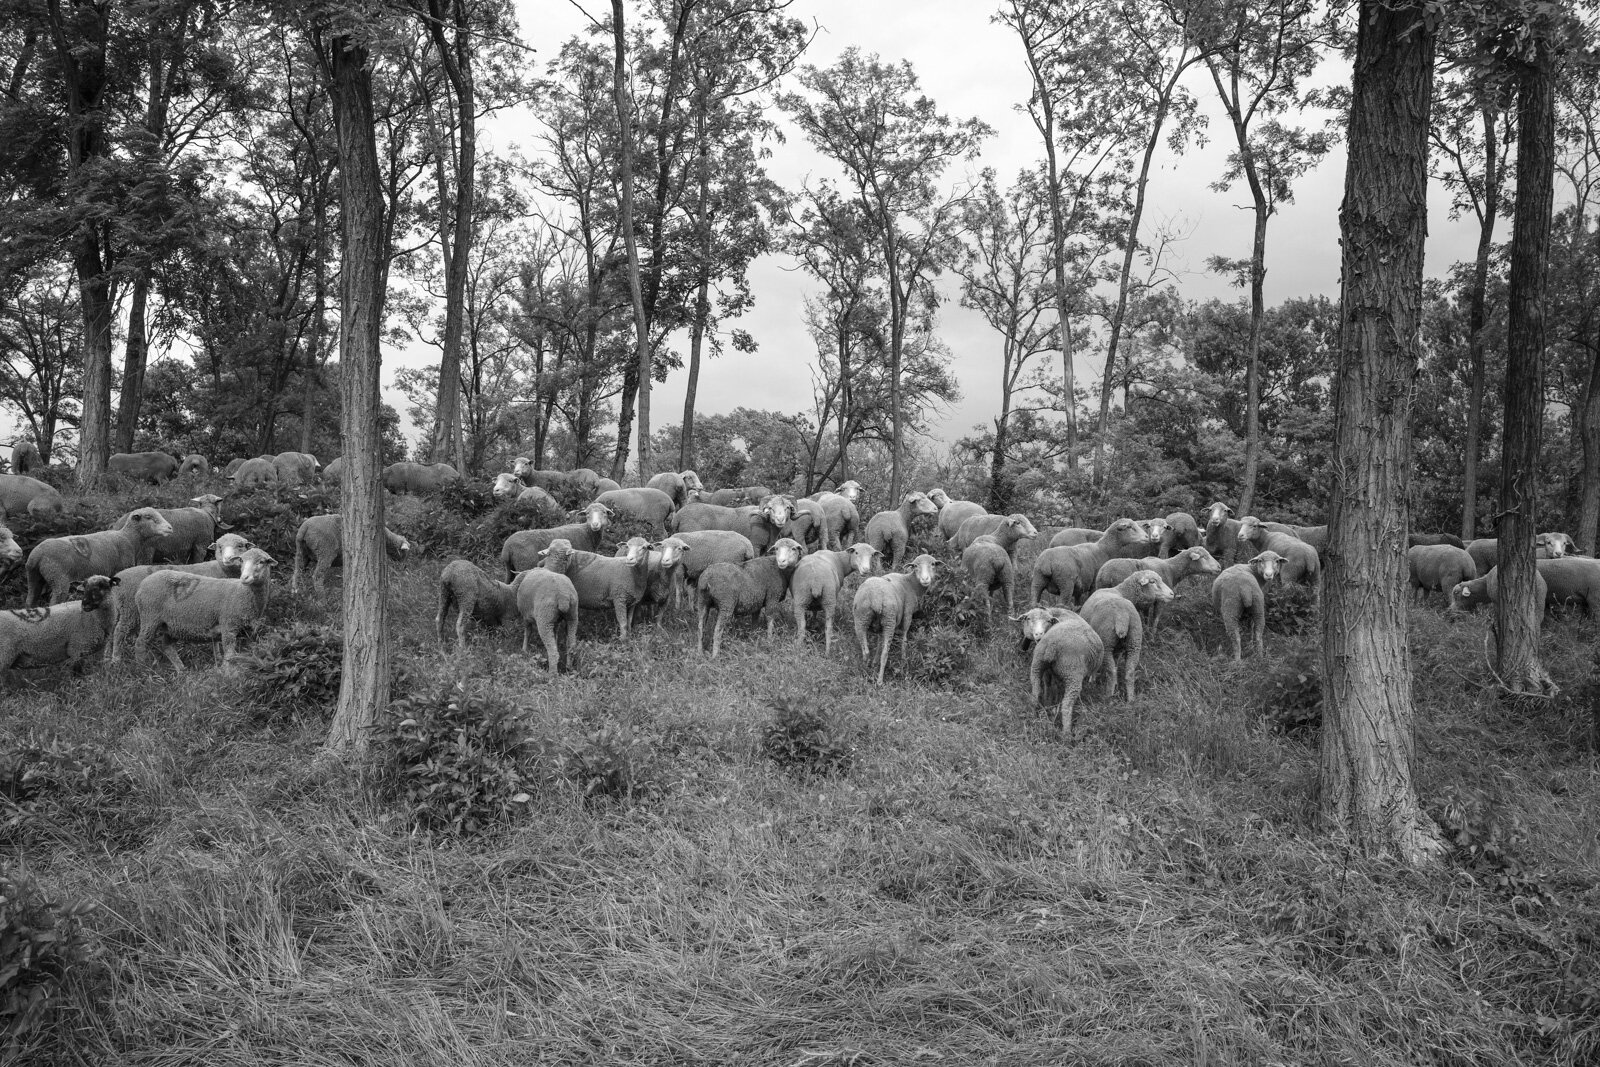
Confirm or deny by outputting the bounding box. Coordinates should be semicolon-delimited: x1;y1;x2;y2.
70;574;119;611
846;542;879;577
540;538;576;573
1011;606;1070;644
1125;572;1176;604
1110;518;1145;548
1537;532;1571;557
656;536;690;570
1004;513;1039;540
904;553;942;587
1249;550;1285;583
130;508;175;540
761;494;795;529
768;538;805;571
209;533;254;573
616;536;652;566
492;473;520;500
907;492;939;519
835;480;864;503
384;530;411;561
1448;580;1478;613
584;501;614;532
926;487;951;508
1236;516;1265;543
681;470;704;491
1184;546;1222;575
512;456;534;479
238;548;276;586
1142;517;1171;543
0;525;21;564
1205;501;1233;529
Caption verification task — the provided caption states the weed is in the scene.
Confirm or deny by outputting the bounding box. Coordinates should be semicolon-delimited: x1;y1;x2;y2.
0;864;96;1055
559;724;660;804
238;625;344;726
1257;647;1322;740
905;624;974;689
759;694;859;777
1431;787;1555;908
0;735;150;853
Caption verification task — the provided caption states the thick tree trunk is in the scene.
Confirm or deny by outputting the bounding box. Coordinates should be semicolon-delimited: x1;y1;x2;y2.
1494;42;1556;696
115;271;151;453
1320;0;1443;864
1578;348;1600;555
322;30;391;756
1460;105;1500;542
613;0;652;482
76;237;114;484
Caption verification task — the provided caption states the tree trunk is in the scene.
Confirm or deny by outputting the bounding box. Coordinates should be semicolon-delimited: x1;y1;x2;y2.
115;271;151;453
681;117;713;472
76;236;114;484
1237;201;1267;518
612;0;652;482
1578;347;1600;555
883;216;905;504
426;0;473;475
1319;0;1443;864
321;29;391;756
1494;39;1556;696
1460;104;1500;541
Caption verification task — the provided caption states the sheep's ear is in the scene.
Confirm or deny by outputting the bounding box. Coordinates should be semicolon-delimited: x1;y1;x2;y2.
108;576;120;587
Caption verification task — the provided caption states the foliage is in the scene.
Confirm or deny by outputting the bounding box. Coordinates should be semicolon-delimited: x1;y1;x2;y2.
1256;648;1323;741
0;864;96;1054
0;735;148;854
240;626;344;726
759;694;858;777
1431;788;1556;908
558;725;661;804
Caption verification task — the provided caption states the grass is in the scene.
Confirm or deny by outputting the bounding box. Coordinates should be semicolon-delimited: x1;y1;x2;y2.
3;495;1599;1065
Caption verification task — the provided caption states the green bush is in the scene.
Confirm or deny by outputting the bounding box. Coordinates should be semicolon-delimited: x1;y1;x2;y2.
0;864;96;1054
0;736;148;853
239;625;343;726
1257;648;1322;741
559;725;660;804
759;695;858;778
370;677;538;835
905;624;976;688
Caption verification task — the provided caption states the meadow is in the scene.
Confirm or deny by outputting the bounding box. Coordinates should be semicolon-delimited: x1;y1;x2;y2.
3;473;1599;1066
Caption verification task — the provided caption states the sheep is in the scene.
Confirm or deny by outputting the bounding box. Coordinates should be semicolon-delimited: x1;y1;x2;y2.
1139;516;1172;549
108;533;255;660
811;482;864;550
177;454;209;477
645;469;704;509
230;456;279;489
1079;571;1175;701
963;534;1021;618
594;486;677;533
26;508;174;606
1409;531;1466;549
516;486;561;511
8;439;39;475
1093;545;1222;634
928;487;986;542
1236;515;1309;557
0;474;65;518
672;495;795;552
792;542;880;653
625;534;690;624
0;575;119;680
1049;527;1103;548
511;458;573;493
1011;605;1075;653
1028;611;1104;741
321;457;344;483
382;461;461;493
696;486;773;507
1158;511;1201;557
500;500;614;578
1407;544;1477;602
670;529;758;609
1532;557;1600;616
222;457;247;479
1292;524;1329;553
694;538;806;657
565;535;656;638
292;514;412;594
783;496;827;548
593;476;622;496
852;552;942;685
567;468;604;498
273;451;321;485
1030;518;1152;608
0;524;23;573
491;472;523;500
113;495;228;564
1211;550;1284;661
951;511;1038;555
1466;533;1572;575
518;539;580;672
436;559;524;649
864;492;939;570
1202;501;1242;562
109;451;180;483
1449;565;1550;615
136;547;276;670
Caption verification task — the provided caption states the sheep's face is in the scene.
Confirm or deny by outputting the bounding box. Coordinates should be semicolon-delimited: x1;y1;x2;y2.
909;493;939;518
905;554;941;587
1250;551;1284;583
1237;517;1264;543
681;470;704;491
1013;607;1065;644
1448;581;1476;613
131;509;176;540
210;534;254;571
769;538;805;570
239;549;276;586
657;537;689;570
927;487;950;508
618;537;651;565
1005;514;1039;539
384;533;411;562
74;574;118;610
1130;573;1176;604
1111;518;1145;548
512;456;534;479
0;526;21;563
836;480;863;502
1185;547;1222;575
762;495;794;529
191;494;225;521
1537;532;1570;557
584;502;613;532
492;473;519;500
1142;517;1171;542
1205;501;1232;529
846;542;879;577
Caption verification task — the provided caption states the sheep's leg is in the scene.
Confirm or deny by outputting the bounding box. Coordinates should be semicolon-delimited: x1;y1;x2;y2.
541;622;560;674
1252;606;1266;658
696;599;708;654
291;546;305;595
712;608;727;659
522;620;533;654
613;599;630;640
314;559;332;594
456;609;471;651
564;611;578;671
1060;678;1084;741
876;622;893;685
854;613;869;664
157;633;184;672
1101;653;1118;700
1124;640;1141;702
1226;616;1242;662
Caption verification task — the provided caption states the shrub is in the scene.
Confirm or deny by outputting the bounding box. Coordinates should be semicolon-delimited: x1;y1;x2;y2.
917;568;984;631
1256;648;1322;741
0;736;148;853
0;864;96;1054
905;624;975;688
1431;788;1554;907
239;626;344;726
370;677;538;835
559;725;660;804
759;694;858;777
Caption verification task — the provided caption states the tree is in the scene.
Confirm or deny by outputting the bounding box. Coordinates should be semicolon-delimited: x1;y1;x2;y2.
0;262;83;462
1554;70;1600;552
1319;0;1443;864
610;0;652;481
780;51;989;502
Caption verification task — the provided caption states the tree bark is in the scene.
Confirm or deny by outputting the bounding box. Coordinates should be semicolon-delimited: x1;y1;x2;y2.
1460;104;1500;541
1578;345;1600;555
321;29;391;756
613;0;652;482
1319;0;1443;865
1494;38;1556;696
115;272;150;452
681;110;712;472
425;0;472;474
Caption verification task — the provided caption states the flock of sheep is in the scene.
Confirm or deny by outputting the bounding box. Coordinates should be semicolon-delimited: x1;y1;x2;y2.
1;444;1597;742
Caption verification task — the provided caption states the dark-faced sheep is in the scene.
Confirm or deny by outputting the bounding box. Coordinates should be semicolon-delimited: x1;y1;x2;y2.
26;508;174;606
928;487;986;543
1029;610;1104;741
694;538;806;657
436;559;524;649
1211;550;1284;661
0;575;119;680
292;514;411;594
866;492;939;569
518;539;580;671
1407;544;1476;602
1030;518;1152;608
1079;572;1175;701
500;500;613;578
136;547;276;670
792;542;880;653
852;553;942;685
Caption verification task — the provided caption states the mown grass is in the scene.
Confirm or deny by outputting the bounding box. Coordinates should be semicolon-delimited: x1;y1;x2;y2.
2;500;1599;1065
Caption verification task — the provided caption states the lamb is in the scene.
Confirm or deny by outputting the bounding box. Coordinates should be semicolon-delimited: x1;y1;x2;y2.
108;533;255;660
26;508;174;606
292;514;412;594
565;535;655;638
0;474;65;518
136;547;277;670
645;469;704;509
694;538;806;657
0;575;119;680
928;488;986;542
499;500;613;577
518;538;580;672
1407;544;1477;602
1093;545;1221;634
950;512;1039;557
594;486;677;532
811;482;864;550
865;491;939;569
1028;611;1104;741
852;552;942;685
1158;512;1201;557
1030;518;1151;608
436;559;524;649
1202;501;1243;562
1079;571;1175;701
1449;565;1550;615
1211;550;1284;661
792;542;880;653
113;495;228;564
1011;605;1075;653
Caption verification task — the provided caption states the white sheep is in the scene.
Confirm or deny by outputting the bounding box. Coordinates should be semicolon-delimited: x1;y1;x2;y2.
694;537;806;657
26;508;175;606
519;538;580;672
436;559;524;650
1211;550;1284;661
108;533;256;661
809;482;864;550
927;487;986;542
1078;571;1175;701
865;491;939;569
852;552;942;685
136;547;277;670
565;535;655;638
791;542;880;653
1029;610;1104;740
0;575;120;680
292;514;411;594
112;494;229;564
500;500;613;578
